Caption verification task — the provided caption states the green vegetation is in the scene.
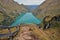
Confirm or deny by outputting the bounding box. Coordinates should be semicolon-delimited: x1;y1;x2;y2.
0;16;2;20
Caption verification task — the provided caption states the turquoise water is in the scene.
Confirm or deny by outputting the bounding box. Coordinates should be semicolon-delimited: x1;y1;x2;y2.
11;12;42;26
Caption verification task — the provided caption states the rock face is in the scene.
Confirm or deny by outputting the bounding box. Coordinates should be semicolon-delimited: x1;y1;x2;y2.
0;0;28;17
14;25;39;40
0;0;28;25
32;0;60;18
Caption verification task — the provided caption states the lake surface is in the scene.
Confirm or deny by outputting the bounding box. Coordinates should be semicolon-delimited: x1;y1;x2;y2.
11;12;42;26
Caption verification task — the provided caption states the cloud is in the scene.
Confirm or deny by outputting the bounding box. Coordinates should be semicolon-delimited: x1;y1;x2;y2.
14;0;45;5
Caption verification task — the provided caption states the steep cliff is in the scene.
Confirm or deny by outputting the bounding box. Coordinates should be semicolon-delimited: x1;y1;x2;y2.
0;0;28;25
32;0;60;19
32;1;60;40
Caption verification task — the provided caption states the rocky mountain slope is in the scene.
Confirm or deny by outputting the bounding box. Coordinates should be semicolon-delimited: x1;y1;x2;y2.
0;0;28;25
32;0;60;19
32;1;60;40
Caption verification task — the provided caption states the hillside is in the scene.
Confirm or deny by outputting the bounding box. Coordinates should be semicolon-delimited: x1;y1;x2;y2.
0;0;28;25
32;0;60;19
32;0;60;40
0;0;60;40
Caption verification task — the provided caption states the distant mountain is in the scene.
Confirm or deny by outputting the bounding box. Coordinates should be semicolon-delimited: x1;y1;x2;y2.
24;5;39;11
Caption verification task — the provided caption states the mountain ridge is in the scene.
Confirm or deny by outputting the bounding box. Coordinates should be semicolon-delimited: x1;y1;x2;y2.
32;0;60;18
24;5;39;11
0;0;28;25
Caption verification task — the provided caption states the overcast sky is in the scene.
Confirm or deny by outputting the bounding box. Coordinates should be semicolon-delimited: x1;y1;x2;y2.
14;0;45;5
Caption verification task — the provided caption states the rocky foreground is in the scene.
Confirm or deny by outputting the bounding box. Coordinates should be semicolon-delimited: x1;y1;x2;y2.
13;23;60;40
14;25;39;40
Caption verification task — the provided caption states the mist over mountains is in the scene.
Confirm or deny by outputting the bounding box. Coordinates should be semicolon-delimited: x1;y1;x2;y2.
24;5;39;11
